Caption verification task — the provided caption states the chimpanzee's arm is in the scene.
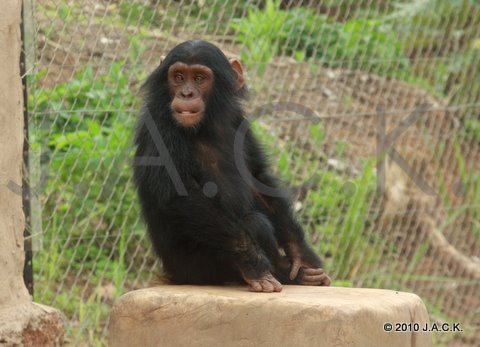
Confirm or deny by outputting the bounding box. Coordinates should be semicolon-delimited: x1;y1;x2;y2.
253;171;325;274
244;130;330;285
243;130;305;245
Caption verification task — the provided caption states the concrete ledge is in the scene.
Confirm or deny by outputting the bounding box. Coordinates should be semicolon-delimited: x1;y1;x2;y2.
0;303;65;346
108;286;432;347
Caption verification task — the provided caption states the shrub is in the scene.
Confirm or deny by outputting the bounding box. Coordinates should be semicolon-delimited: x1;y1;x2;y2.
231;2;410;76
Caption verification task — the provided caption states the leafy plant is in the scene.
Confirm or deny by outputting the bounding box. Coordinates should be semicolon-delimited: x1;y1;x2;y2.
279;9;410;75
32;61;142;136
304;160;378;279
388;0;480;56
230;0;288;73
31;62;149;345
119;2;161;27
231;3;411;76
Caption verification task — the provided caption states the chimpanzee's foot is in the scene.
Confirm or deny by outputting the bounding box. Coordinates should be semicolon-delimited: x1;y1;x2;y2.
244;273;283;292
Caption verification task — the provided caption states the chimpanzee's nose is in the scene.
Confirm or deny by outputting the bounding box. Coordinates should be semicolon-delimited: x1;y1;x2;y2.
181;86;194;98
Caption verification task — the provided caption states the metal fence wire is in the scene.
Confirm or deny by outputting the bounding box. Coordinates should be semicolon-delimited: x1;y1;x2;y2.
23;0;480;345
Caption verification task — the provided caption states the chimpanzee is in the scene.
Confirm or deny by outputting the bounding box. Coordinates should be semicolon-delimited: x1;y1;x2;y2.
133;40;330;292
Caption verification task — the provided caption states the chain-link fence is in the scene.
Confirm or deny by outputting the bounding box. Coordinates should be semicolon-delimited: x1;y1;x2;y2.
23;0;479;345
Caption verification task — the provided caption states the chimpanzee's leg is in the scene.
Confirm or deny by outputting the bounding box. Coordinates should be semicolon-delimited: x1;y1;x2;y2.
245;212;298;284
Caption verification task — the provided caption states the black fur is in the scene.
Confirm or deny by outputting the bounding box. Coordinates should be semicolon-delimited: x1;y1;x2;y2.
133;40;323;285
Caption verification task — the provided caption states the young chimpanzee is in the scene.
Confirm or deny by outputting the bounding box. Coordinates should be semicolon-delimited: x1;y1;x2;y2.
133;40;331;292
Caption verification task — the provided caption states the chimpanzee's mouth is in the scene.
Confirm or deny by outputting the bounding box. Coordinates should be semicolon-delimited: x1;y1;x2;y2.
179;110;200;116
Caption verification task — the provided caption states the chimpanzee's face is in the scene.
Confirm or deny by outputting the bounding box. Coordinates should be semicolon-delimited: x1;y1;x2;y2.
167;62;214;128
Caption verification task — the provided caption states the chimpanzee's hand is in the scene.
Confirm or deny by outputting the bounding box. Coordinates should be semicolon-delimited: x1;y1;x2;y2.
284;241;331;286
244;272;282;293
296;267;331;286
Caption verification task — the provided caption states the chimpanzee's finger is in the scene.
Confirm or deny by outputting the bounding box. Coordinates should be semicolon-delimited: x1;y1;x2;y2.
289;259;301;280
301;268;325;275
247;280;263;292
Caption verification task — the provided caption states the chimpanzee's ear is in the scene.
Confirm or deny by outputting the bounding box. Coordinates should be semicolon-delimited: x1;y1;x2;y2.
160;55;166;65
229;58;245;90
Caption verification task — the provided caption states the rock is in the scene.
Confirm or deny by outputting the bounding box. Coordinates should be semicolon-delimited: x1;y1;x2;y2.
0;303;65;346
108;285;432;347
327;158;347;172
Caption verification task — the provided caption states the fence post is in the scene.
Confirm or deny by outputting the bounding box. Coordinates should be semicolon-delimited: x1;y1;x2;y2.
0;1;64;345
20;0;34;297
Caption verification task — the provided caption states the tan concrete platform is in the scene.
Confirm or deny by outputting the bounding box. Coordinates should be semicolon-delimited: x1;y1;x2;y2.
108;285;432;347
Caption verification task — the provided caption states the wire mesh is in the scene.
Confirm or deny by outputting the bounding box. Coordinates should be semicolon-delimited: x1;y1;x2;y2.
24;0;480;345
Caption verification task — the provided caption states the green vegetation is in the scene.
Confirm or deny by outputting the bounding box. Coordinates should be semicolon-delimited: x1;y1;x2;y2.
253;122;379;280
232;0;480;140
231;0;409;75
119;2;161;26
31;62;149;344
231;0;288;72
31;0;480;345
